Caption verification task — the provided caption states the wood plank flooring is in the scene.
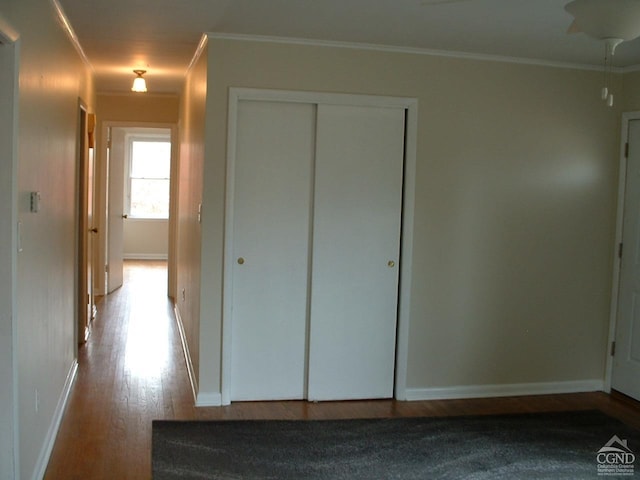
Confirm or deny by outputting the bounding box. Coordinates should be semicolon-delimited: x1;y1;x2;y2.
44;260;640;479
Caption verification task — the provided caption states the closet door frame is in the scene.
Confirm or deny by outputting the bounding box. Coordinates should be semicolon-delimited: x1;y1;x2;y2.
221;88;418;405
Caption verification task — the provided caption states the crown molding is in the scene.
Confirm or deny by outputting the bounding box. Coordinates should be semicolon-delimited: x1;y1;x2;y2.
620;63;640;73
49;0;93;71
185;33;209;77
0;13;19;43
206;32;640;73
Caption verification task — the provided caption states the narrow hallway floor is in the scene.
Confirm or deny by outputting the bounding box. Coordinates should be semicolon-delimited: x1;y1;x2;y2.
45;260;194;479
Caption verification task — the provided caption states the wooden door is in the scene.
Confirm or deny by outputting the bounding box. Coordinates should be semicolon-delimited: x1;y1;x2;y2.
613;119;640;401
229;100;316;401
307;104;405;401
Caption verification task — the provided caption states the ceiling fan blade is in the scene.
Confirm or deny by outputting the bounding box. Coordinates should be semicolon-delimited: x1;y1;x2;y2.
565;0;640;42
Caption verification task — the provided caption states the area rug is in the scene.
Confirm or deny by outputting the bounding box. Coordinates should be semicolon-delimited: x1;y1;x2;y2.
152;410;639;479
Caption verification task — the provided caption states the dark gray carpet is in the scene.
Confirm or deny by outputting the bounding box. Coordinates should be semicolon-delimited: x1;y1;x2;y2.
152;410;639;479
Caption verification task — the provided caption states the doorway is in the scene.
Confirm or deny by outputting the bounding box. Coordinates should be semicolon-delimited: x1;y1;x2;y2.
104;123;177;298
610;114;640;402
77;104;97;344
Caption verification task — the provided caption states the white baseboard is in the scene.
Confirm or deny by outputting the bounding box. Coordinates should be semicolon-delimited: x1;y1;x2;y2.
32;360;78;480
173;304;198;404
196;391;223;407
195;380;602;406
173;305;223;407
403;379;604;401
123;253;168;260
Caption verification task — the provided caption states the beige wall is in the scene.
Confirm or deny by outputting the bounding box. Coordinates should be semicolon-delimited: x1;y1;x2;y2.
123;219;169;259
96;93;179;123
176;40;208;394
196;37;621;400
0;0;95;478
622;70;640;112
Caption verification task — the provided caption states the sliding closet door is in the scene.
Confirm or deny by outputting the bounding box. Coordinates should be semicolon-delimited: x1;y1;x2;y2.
308;104;405;401
230;100;316;401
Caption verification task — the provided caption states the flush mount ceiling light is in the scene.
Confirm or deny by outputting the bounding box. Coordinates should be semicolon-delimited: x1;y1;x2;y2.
131;69;147;93
565;0;640;106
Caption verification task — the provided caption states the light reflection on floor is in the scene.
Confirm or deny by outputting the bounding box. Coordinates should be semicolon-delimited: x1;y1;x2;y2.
122;261;171;378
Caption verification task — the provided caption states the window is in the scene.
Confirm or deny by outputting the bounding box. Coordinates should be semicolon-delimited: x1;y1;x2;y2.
127;139;171;218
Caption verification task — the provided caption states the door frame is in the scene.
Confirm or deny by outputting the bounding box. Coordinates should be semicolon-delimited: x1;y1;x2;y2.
605;111;640;392
99;121;179;300
76;101;93;344
221;88;418;405
0;15;20;479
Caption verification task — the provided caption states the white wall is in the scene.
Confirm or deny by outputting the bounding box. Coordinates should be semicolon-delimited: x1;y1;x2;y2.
123;219;168;259
0;1;94;478
194;36;620;401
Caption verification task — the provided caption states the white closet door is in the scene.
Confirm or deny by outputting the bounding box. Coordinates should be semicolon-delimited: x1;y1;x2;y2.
308;104;405;401
230;100;316;401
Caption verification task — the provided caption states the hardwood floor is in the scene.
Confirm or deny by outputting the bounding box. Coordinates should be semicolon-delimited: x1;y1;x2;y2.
45;260;640;479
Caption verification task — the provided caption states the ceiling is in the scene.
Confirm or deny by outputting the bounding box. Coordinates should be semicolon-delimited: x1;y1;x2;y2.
56;0;640;94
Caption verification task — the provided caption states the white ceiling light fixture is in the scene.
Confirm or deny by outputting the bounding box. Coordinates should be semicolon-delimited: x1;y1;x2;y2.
565;0;640;107
131;69;147;93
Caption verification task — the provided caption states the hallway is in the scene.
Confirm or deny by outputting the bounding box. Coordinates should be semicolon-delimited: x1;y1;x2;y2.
44;260;194;479
44;262;640;479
